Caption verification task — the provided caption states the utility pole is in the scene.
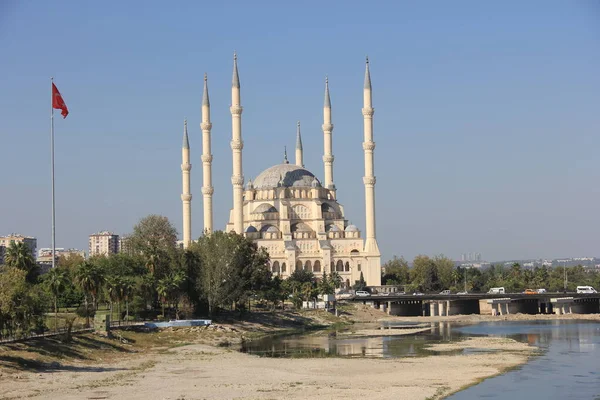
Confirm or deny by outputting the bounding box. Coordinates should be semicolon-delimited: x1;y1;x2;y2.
464;266;468;293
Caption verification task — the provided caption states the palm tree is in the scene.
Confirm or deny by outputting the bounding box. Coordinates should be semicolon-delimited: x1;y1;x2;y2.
156;278;169;318
73;261;104;327
44;268;69;332
4;242;37;282
120;277;135;322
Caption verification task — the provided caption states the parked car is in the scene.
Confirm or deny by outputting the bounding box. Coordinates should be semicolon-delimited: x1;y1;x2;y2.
439;290;451;295
457;291;468;295
576;286;597;294
523;289;537;295
536;288;547;293
355;290;370;297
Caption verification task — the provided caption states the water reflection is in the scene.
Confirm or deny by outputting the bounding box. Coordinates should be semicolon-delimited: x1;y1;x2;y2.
241;321;463;358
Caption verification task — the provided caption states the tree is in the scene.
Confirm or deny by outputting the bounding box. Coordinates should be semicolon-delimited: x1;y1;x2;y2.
0;267;46;339
317;271;335;296
410;255;441;293
381;256;410;286
129;215;178;278
3;242;38;283
189;231;271;315
44;267;69;332
73;261;104;326
433;255;454;290
353;272;367;291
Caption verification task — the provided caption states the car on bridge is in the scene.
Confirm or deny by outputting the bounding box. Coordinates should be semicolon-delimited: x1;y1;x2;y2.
457;291;468;295
537;288;547;293
355;290;370;297
523;289;537;295
439;290;451;295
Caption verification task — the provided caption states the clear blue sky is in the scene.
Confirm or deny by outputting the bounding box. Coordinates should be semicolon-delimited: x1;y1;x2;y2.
1;1;599;262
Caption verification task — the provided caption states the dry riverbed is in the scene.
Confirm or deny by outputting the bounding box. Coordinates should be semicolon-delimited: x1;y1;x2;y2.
0;306;556;400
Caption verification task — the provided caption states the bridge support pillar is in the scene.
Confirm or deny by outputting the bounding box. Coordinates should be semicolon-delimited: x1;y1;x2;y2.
430;302;437;316
438;302;445;316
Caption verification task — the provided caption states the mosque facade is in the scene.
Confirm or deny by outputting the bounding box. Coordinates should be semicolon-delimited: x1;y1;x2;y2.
181;55;381;287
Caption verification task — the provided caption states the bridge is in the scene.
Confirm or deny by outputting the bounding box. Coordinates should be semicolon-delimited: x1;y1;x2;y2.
349;292;600;316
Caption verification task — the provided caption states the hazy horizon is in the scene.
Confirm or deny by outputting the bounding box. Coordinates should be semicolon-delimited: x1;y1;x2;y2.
1;1;599;262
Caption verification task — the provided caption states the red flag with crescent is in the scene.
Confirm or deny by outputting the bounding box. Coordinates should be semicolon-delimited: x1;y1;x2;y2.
52;83;69;118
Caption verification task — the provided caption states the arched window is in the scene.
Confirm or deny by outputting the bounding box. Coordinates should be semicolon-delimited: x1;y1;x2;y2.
350;249;360;256
336;260;344;272
330;261;335;273
272;261;280;274
304;260;312;271
345;279;350;288
281;262;287;273
345;261;350;272
313;260;321;273
296;260;303;271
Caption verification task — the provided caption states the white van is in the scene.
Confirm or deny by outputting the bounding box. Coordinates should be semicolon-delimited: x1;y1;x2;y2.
576;286;597;294
488;287;505;294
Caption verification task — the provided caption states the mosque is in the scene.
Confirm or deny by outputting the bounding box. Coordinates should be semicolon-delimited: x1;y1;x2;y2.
180;54;381;287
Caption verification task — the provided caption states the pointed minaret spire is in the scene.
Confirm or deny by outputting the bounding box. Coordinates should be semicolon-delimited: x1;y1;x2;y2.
181;118;192;247
201;73;214;234
322;76;335;191
232;51;240;89
283;146;289;164
324;76;331;108
202;73;210;106
295;121;304;167
230;52;244;234
182;118;189;149
364;56;372;90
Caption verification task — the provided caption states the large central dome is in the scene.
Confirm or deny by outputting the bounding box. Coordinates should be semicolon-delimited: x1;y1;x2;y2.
253;163;318;189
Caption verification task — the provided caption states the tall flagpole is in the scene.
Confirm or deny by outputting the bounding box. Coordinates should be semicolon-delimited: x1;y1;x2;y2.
51;77;56;269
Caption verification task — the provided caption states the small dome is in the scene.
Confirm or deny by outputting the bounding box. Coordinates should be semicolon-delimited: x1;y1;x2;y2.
328;225;341;232
266;226;279;233
311;177;321;188
245;225;257;233
253;203;277;214
345;225;358;232
292;223;312;232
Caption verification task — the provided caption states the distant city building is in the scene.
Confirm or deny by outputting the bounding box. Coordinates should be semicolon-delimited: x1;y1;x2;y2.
118;235;132;255
37;248;85;265
89;231;119;257
461;252;483;262
0;234;37;264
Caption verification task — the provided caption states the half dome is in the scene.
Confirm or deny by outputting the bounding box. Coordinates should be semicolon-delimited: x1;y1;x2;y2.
253;163;317;190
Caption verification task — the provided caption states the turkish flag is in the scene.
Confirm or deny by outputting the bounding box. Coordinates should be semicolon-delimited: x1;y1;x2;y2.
52;82;69;118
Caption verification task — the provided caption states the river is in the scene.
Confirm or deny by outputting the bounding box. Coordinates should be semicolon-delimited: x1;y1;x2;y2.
241;320;600;399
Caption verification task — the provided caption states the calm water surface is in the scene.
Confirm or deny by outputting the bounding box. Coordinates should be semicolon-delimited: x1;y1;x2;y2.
447;321;600;400
241;320;600;399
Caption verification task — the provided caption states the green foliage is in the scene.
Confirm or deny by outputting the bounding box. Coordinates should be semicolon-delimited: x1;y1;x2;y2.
129;215;178;278
0;266;47;339
189;231;271;315
381;256;410;285
353;271;367;291
3;241;39;283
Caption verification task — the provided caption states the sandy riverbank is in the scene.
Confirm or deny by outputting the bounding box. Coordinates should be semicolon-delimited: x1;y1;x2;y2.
0;306;568;400
0;337;534;400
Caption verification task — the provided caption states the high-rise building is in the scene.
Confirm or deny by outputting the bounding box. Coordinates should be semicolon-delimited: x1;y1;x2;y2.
88;231;119;257
0;234;37;264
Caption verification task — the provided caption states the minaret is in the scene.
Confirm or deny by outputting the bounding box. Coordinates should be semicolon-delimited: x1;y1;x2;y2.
362;57;379;253
322;77;335;190
181;119;192;248
230;52;244;233
201;73;214;234
295;121;303;167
